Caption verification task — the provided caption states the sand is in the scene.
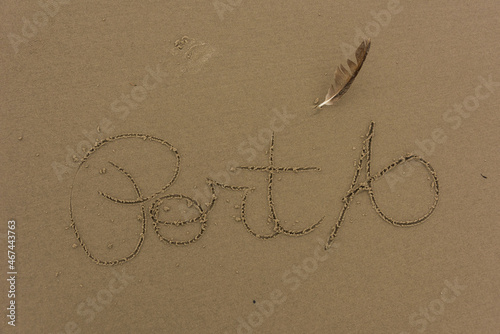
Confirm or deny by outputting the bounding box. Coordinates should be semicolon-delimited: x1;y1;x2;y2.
1;0;499;333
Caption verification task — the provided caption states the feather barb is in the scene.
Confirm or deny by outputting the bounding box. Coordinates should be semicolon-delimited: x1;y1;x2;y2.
316;39;371;109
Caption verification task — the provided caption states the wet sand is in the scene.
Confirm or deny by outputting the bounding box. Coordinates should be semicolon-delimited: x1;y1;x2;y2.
1;0;499;333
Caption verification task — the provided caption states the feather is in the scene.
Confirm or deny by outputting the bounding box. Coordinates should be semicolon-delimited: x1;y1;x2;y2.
317;39;371;109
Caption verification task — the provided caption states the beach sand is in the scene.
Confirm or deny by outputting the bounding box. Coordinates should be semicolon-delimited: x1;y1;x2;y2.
1;0;499;333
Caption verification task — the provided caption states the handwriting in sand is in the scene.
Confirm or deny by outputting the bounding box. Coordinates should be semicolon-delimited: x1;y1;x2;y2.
70;121;439;265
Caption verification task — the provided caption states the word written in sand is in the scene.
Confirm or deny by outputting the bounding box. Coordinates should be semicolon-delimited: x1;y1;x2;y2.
69;122;439;265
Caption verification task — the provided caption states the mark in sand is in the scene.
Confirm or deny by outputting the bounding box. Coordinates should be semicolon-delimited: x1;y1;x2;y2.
70;132;324;266
69;122;440;265
325;121;439;249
